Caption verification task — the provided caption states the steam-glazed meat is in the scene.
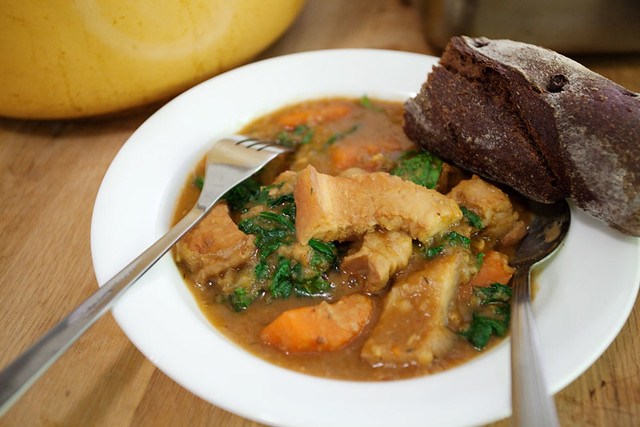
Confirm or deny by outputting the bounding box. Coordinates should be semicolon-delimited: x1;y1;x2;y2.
175;203;256;284
448;175;526;246
294;165;462;244
341;230;413;293
361;250;476;367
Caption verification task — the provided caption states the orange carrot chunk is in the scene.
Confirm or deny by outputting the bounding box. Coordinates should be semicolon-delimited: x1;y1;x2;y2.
329;143;365;171
469;250;515;287
278;104;351;127
260;294;373;353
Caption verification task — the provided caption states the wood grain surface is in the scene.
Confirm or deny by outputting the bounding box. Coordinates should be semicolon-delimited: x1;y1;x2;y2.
1;1;639;426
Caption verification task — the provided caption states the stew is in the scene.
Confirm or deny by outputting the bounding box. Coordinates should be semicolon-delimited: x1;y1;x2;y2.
172;96;530;381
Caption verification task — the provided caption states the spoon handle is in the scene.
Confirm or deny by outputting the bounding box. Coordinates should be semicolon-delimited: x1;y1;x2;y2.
510;267;560;427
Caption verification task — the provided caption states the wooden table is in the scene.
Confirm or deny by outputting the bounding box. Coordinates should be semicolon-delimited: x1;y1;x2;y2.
1;1;639;426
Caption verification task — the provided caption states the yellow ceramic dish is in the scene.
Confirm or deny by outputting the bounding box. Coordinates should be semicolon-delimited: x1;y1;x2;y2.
0;0;303;119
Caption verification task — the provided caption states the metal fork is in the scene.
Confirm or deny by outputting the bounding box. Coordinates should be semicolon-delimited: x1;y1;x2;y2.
0;135;291;415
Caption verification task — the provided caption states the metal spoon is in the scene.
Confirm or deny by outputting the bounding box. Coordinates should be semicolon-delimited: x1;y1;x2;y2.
509;199;571;427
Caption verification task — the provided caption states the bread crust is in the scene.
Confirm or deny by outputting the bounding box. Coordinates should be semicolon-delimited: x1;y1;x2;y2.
405;36;640;236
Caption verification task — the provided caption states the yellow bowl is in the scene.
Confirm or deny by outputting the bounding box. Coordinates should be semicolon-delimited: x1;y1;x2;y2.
0;0;304;119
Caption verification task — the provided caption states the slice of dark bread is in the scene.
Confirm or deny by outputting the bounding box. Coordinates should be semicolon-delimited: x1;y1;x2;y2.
404;36;640;236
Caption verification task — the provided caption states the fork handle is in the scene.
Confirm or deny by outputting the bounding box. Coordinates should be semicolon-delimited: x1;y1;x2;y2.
0;205;210;416
510;267;560;427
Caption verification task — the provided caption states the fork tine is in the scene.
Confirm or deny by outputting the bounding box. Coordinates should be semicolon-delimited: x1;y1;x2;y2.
229;135;293;153
198;135;291;209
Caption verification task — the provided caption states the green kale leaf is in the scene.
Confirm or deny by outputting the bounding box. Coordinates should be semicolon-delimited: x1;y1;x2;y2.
228;287;256;312
325;124;359;145
420;231;471;260
277;124;314;147
193;175;204;190
231;185;336;306
422;244;444;258
461;313;509;350
308;238;338;269
460;206;484;230
391;150;443;189
475;283;512;304
358;94;383;111
270;257;294;299
461;283;512;349
292;265;331;297
222;177;261;211
445;231;471;248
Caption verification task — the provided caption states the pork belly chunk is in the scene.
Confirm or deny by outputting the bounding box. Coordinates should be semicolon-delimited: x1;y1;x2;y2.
294;165;462;244
175;202;256;284
361;250;475;367
271;169;298;193
448;175;526;246
341;230;413;293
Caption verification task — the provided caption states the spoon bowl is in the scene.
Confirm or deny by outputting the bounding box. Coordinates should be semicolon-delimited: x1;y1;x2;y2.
511;200;571;269
510;198;571;427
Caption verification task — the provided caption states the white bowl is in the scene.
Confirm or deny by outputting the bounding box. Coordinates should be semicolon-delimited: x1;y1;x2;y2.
91;49;640;427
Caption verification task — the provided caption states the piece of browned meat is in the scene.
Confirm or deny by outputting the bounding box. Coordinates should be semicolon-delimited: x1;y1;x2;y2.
294;165;462;244
175;202;256;284
341;230;413;293
361;250;475;367
448;175;526;247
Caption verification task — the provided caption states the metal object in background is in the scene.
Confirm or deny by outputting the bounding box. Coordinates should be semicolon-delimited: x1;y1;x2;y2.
414;0;640;54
